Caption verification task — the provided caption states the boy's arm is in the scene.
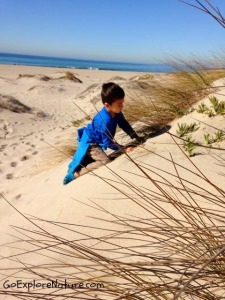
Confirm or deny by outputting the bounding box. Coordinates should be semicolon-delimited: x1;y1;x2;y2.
101;122;122;151
117;113;144;142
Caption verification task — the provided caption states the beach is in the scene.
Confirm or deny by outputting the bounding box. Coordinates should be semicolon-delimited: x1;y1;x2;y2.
0;64;225;299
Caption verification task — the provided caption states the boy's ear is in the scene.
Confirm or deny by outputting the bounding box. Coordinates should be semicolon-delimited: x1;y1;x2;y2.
104;102;110;109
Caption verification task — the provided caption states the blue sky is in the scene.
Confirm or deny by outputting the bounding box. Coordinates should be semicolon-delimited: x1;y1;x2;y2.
1;0;225;63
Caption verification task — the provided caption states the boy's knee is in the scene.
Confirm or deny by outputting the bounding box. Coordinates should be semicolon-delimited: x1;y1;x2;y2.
101;158;111;165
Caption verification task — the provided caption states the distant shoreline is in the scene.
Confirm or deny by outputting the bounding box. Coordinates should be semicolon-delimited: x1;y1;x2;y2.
0;52;174;73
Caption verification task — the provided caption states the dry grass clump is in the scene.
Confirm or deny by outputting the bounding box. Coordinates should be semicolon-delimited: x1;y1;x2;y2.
56;71;82;83
18;74;51;81
0;94;47;117
34;139;76;174
0;94;33;113
124;62;225;127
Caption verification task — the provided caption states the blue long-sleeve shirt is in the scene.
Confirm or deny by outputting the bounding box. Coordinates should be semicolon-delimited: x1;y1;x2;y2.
83;107;136;151
67;107;136;174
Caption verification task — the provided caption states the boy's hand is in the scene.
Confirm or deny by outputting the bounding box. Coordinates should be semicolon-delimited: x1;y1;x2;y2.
125;146;134;153
135;136;145;143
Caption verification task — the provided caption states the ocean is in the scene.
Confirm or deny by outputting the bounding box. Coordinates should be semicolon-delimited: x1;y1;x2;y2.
0;52;174;73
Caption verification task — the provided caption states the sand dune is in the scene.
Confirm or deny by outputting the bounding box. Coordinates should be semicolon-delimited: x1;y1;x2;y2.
0;64;224;299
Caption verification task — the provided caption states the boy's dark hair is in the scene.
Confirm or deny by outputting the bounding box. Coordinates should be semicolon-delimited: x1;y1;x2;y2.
101;82;125;105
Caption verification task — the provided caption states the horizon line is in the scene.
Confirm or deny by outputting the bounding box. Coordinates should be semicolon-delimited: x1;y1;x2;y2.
0;51;161;65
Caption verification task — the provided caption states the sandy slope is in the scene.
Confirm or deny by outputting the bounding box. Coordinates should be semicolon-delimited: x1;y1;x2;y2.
0;65;225;299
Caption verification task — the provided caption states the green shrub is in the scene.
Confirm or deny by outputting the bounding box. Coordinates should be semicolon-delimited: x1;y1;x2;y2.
176;122;199;137
197;103;209;114
204;131;225;144
183;135;196;157
209;96;225;115
197;96;225;117
204;133;214;145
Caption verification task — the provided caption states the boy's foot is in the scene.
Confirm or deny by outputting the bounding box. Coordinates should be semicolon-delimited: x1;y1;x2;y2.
63;171;80;185
63;172;74;185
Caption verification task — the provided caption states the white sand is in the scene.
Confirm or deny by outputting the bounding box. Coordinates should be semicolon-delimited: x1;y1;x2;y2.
0;65;225;298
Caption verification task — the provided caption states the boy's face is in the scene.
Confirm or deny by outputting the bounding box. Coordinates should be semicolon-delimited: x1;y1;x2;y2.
105;98;124;115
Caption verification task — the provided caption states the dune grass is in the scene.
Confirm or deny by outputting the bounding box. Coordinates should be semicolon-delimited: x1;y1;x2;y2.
56;71;83;83
18;74;51;81
0;94;32;113
0;94;47;116
32;138;77;174
123;63;225;128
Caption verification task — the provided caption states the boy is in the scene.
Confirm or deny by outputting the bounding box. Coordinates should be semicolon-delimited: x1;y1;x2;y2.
63;82;143;185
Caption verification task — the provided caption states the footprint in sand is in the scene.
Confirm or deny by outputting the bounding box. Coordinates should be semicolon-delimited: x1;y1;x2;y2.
32;151;38;155
21;155;29;161
10;162;17;167
0;144;7;151
0;120;13;138
6;173;13;179
10;143;18;150
15;194;21;200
